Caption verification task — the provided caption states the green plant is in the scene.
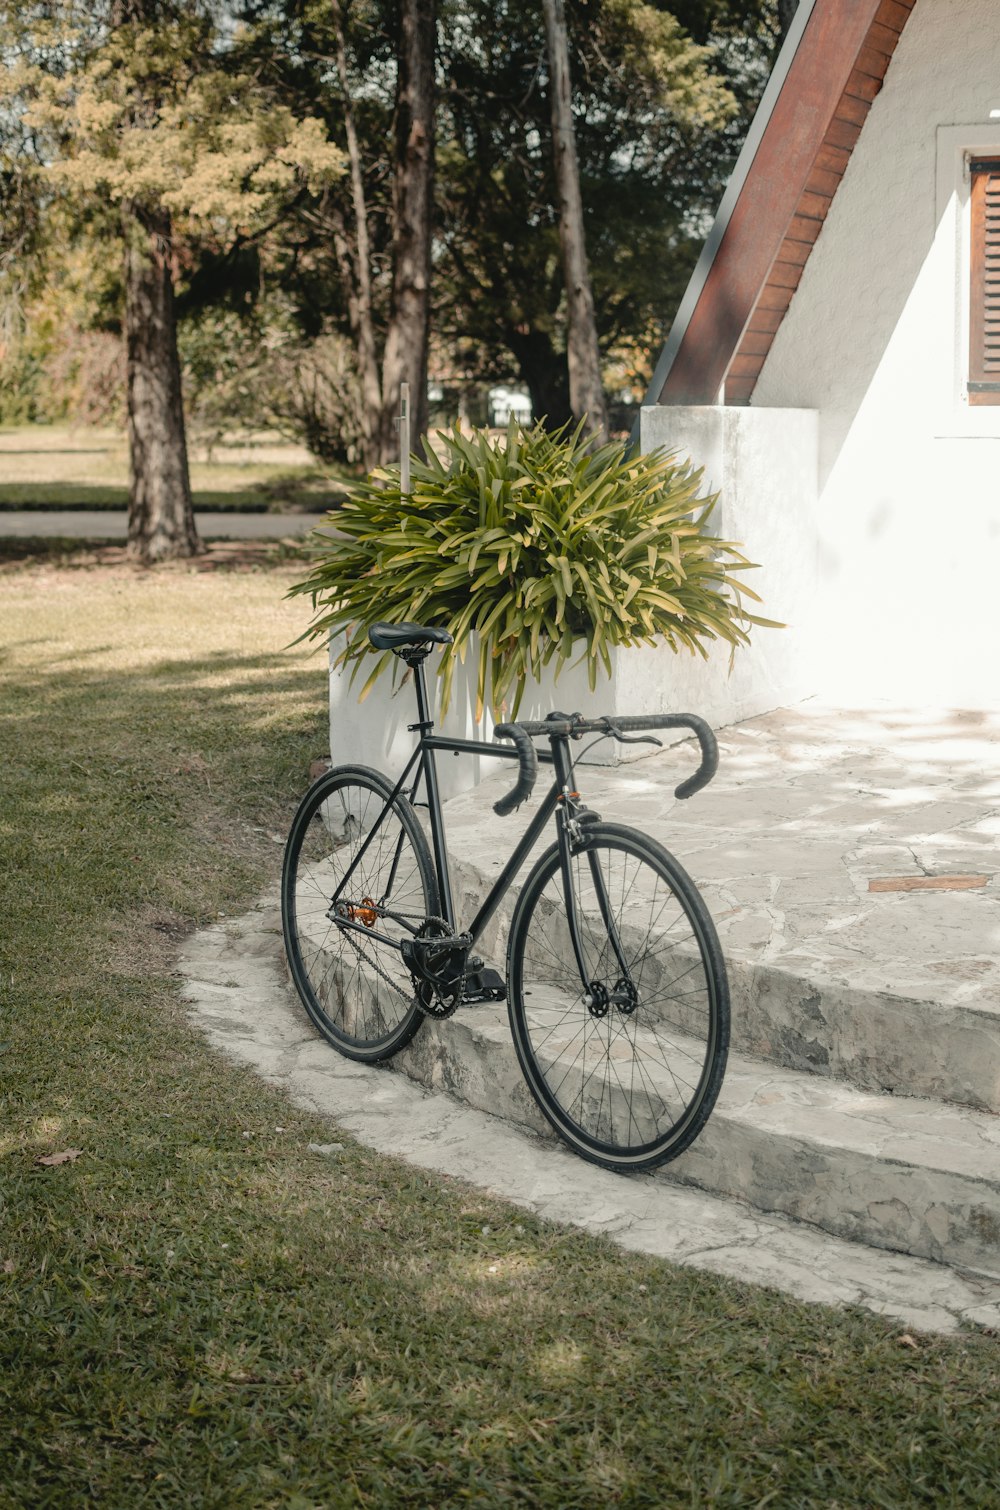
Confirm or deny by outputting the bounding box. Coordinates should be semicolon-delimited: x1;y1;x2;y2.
291;419;779;717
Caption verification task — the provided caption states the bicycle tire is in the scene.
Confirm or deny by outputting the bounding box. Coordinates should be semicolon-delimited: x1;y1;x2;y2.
281;765;438;1062
506;822;729;1171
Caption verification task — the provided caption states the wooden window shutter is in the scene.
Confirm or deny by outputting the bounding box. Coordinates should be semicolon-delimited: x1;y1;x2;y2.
969;158;1000;406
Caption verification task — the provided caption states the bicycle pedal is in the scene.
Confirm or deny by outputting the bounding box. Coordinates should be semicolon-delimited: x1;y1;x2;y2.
462;966;507;1005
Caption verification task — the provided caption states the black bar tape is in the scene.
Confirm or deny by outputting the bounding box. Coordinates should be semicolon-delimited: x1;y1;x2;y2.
599;714;717;798
669;719;718;800
506;712;718;799
492;723;539;815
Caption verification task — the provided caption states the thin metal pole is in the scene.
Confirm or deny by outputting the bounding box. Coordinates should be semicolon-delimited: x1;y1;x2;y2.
399;382;411;495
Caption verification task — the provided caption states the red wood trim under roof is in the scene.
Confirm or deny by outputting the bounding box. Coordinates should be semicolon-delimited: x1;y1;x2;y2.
655;0;916;408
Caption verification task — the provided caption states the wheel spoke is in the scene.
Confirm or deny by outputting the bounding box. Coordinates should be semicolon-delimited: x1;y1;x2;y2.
282;771;436;1063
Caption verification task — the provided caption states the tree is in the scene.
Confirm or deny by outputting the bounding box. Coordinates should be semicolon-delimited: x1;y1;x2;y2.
0;1;343;560
122;198;200;559
541;0;608;439
777;0;799;42
329;0;383;468
435;0;748;424
380;0;437;453
236;0;436;466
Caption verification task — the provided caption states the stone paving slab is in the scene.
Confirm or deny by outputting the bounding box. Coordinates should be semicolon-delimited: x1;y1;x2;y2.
177;894;1000;1337
440;702;1000;1112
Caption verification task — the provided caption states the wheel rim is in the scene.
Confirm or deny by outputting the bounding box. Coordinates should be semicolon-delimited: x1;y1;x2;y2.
287;779;428;1049
511;836;723;1163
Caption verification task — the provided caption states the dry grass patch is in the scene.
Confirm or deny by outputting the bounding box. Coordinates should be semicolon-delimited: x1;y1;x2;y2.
0;423;348;510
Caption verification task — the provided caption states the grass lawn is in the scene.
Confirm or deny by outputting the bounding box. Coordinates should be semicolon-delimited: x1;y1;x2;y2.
1;546;998;1507
0;425;350;512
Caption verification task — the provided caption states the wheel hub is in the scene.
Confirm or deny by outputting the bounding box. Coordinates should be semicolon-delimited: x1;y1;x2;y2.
613;977;639;1016
349;896;379;928
584;980;610;1018
332;898;379;929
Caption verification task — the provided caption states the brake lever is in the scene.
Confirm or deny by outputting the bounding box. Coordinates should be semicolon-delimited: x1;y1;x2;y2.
602;720;663;748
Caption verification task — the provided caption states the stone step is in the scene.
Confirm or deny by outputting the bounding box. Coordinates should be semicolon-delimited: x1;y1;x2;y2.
725;954;1000;1114
395;1003;1000;1280
445;847;1000;1117
179;895;1000;1335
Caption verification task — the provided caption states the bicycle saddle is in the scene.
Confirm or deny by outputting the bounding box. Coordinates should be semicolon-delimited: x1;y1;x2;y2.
368;621;454;650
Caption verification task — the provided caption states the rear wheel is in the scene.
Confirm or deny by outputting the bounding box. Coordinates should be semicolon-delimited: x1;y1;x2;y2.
281;766;437;1062
506;823;729;1171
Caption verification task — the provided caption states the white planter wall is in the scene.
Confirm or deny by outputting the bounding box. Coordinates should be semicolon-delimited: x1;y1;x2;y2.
329;404;817;797
329;634;703;803
639;404;818;722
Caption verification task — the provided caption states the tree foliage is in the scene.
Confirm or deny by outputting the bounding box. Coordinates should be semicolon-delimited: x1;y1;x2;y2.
0;1;782;463
4;5;344;238
434;0;752;423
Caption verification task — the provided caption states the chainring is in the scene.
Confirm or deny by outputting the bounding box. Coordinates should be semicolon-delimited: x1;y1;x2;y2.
405;916;471;1020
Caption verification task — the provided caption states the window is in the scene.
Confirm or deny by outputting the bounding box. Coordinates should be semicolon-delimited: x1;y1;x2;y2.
968;158;1000;406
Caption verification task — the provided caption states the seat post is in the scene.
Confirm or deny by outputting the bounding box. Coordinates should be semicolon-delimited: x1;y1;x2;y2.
402;647;455;927
410;652;433;729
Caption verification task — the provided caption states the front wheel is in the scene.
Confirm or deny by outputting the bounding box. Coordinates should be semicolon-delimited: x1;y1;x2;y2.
281;765;438;1062
506;823;729;1172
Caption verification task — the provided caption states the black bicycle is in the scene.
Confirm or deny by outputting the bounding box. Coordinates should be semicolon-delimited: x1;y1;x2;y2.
281;621;730;1172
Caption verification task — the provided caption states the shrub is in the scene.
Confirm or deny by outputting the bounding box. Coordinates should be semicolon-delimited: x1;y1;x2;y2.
290;419;778;717
179;307;365;465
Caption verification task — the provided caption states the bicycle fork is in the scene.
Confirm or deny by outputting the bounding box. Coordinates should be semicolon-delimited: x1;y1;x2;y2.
550;740;636;1015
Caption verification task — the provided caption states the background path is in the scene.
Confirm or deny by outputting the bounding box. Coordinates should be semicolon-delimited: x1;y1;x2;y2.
0;509;323;540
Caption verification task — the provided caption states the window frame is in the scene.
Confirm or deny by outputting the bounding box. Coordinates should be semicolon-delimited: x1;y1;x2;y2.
934;125;1000;437
968;157;1000;406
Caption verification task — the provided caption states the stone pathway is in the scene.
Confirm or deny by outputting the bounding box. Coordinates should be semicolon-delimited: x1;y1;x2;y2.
178;702;1000;1335
441;701;1000;1108
178;893;1000;1337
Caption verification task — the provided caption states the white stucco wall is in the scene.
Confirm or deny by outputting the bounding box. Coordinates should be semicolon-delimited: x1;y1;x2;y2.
751;0;1000;705
640;405;818;720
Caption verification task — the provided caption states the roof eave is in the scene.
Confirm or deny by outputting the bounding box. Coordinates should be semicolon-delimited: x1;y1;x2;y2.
641;0;819;411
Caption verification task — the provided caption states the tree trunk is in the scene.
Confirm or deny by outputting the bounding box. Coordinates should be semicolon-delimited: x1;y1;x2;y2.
333;3;382;471
506;327;571;431
123;202;200;564
380;0;435;464
542;0;608;443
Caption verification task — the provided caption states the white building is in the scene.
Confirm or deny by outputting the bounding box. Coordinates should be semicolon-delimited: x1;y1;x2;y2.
642;0;1000;710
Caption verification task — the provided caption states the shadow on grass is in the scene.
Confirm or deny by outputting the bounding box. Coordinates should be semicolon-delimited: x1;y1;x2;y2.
1;641;328;972
0;536;314;570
